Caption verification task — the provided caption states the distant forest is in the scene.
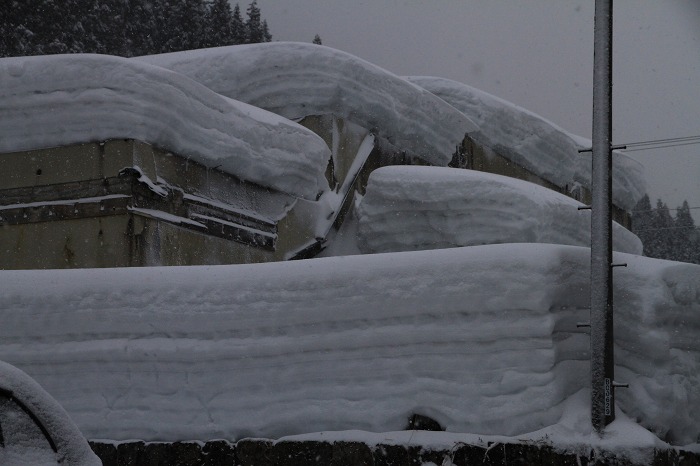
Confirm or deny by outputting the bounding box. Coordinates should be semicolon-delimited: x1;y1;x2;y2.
632;194;700;264
1;0;272;58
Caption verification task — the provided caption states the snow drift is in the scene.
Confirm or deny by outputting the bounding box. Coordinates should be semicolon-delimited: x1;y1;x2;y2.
357;166;643;255
0;54;331;200
407;76;646;210
136;43;478;165
0;361;100;465
0;245;697;445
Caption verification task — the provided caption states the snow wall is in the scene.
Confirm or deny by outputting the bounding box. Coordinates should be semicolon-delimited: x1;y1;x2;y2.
0;54;331;200
407;76;646;211
136;43;478;166
357;166;643;255
0;244;698;445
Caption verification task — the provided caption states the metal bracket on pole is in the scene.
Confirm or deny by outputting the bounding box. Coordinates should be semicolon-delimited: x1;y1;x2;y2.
578;144;627;153
611;263;627;268
577;322;591;328
612;381;629;389
578;206;592;211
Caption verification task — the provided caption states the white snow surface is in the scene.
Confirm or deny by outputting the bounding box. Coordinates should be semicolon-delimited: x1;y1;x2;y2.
136;43;478;166
357;166;642;255
407;76;646;210
0;53;331;200
0;244;698;447
0;361;100;465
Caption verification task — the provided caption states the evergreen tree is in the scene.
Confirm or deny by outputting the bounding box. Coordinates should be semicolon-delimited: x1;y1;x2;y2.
231;3;246;44
162;0;207;52
261;19;272;42
204;0;234;48
672;201;696;263
245;0;263;43
312;34;322;45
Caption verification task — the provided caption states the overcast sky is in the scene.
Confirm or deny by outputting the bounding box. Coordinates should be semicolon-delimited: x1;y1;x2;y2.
260;0;699;217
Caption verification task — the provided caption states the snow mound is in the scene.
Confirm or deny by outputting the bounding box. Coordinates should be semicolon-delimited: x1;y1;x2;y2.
0;54;331;200
0;361;100;465
136;43;478;165
0;245;698;445
407;76;646;210
357;166;642;255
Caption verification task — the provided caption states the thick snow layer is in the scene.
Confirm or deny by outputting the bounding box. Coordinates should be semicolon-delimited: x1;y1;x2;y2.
357;166;642;255
0;245;698;446
407;76;646;210
0;54;330;200
136;43;478;165
0;361;100;465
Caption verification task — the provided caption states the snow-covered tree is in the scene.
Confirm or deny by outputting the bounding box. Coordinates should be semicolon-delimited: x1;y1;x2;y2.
313;34;322;45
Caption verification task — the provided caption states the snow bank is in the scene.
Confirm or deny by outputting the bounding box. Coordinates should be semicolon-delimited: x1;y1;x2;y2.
136;43;477;165
357;166;642;255
407;76;646;210
0;361;100;465
0;54;330;200
0;245;698;445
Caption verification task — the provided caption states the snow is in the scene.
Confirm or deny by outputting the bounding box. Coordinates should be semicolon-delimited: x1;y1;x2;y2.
0;53;331;200
135;43;478;166
356;166;643;255
407;76;646;210
0;244;698;448
0;361;100;465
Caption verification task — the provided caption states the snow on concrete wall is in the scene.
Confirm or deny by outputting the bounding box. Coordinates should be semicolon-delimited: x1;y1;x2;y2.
0;245;697;445
407;76;646;211
0;54;330;200
356;166;643;255
136;43;478;166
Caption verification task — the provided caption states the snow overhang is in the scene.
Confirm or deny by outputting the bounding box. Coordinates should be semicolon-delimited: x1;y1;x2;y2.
0;54;331;200
136;42;478;166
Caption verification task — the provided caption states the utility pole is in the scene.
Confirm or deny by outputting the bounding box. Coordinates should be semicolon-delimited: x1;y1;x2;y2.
590;0;616;433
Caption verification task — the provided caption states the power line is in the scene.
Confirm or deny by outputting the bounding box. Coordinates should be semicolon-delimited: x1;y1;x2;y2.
615;134;700;153
632;206;700;214
633;225;700;233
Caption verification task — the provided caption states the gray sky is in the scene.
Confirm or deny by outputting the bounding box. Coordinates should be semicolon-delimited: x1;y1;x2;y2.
260;0;699;217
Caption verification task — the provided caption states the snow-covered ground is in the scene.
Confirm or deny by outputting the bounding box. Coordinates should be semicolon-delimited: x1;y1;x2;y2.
136;43;478;166
0;361;100;465
0;244;698;449
407;76;646;211
0;54;330;200
356;166;642;255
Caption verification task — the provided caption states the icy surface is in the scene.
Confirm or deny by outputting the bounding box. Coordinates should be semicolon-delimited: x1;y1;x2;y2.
0;54;330;199
136;43;477;165
407;76;646;210
357;166;642;255
0;361;100;465
0;245;698;446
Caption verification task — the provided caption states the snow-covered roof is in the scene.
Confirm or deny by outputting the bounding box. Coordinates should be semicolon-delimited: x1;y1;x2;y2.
407;76;646;210
1;245;698;445
136;43;478;166
357;166;642;255
0;361;100;465
0;54;331;200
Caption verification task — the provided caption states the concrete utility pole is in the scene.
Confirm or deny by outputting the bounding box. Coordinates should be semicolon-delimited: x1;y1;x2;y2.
590;0;616;433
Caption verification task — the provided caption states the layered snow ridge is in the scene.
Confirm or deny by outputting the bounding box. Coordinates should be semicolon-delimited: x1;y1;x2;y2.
0;54;330;200
407;76;646;210
357;166;643;255
0;245;698;445
136;43;478;166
